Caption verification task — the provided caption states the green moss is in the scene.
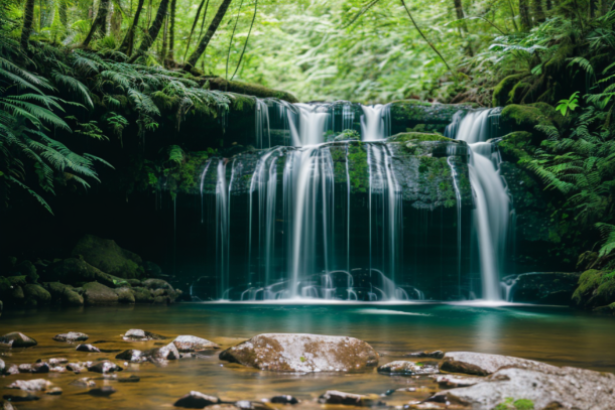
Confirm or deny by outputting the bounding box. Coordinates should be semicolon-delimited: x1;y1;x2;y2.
498;131;534;161
492;73;529;107
500;103;567;134
389;132;451;142
206;77;298;103
346;142;369;193
229;93;256;111
493;398;535;410
572;269;615;308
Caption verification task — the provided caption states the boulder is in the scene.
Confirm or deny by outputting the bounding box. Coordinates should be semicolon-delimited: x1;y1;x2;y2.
23;284;51;307
116;350;143;363
53;332;89;342
440;352;559;376
0;332;37;348
18;363;49;374
173;335;219;352
2;401;16;410
143;279;179;302
132;287;154;303
7;379;53;392
71;234;143;279
76;344;101;353
377;360;439;376
15;261;37;282
5;365;19;375
87;360;123;374
82;282;118;305
123;329;167;341
44;282;84;306
429;366;615;410
174;391;221;408
87;386;117;397
219;333;379;372
115;287;135;304
318;391;384;407
7;286;24;305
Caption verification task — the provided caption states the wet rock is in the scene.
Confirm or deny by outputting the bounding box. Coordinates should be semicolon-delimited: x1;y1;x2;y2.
76;344;101;353
431;375;483;388
235;401;270;410
440;352;559;376
66;362;90;373
0;359;4;373
270;395;299;405
47;358;68;365
405;350;444;359
429;366;615;410
132;287;154;303
46;387;62;396
115;349;143;363
503;272;581;305
219;333;379;372
7;379;53;392
0;332;37;348
123;329;167;341
87;360;123;374
156;342;180;360
173;335;219;352
47;258;117;288
49;366;66;373
115;287;135;304
54;332;89;342
143;279;179;302
2;401;17;410
69;378;96;388
378;360;439;376
86;386;117;397
174;391;221;408
22;284;51;307
118;375;140;383
318;391;384;407
82;282;119;305
18;363;49;374
2;393;39;402
6;365;19;375
71;234;143;279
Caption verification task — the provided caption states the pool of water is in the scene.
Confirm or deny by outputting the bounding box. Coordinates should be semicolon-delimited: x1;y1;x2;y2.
2;303;615;409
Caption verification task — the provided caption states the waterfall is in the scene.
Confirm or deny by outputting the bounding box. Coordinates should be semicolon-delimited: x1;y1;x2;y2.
255;99;271;149
361;104;390;141
454;109;510;301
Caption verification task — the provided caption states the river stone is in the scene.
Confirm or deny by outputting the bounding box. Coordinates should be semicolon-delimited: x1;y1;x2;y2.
45;282;84;306
118;375;140;383
174;391;221;408
115;287;135;304
0;332;37;348
3;401;17;410
428;366;615;410
132;287;154;303
69;378;96;388
87;360;123;374
431;374;484;388
82;282;118;305
440;351;560;376
54;332;89;342
66;362;90;373
378;360;439;375
270;396;299;405
173;335;219;352
18;363;49;374
76;344;101;353
116;349;143;362
6;365;19;375
46;387;62;395
0;359;4;373
318;391;384;407
7;379;53;392
22;284;51;307
87;386;117;397
123;329;167;341
406;350;445;359
219;333;379;372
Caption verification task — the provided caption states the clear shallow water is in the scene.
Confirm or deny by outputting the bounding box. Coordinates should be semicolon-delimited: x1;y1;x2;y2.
2;303;615;409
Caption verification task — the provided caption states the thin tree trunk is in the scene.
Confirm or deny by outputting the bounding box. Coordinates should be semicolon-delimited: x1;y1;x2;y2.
453;0;468;32
20;0;36;49
161;15;168;63
59;0;68;27
183;0;208;61
168;0;176;62
231;0;257;80
119;0;145;55
129;0;170;62
226;0;244;80
185;0;233;72
400;0;451;70
519;0;532;30
533;0;546;22
82;0;110;47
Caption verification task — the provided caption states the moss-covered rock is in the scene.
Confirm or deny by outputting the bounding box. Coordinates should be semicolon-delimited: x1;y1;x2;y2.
48;258;118;287
505;272;580;305
5;276;27;287
82;282;119;305
498;131;535;162
132;287;154;303
500;103;567;137
205;77;299;103
15;261;38;283
44;282;84;306
23;284;52;307
115;287;135;304
572;270;615;310
492;73;530;107
388;132;452;142
389;100;474;135
71;235;144;279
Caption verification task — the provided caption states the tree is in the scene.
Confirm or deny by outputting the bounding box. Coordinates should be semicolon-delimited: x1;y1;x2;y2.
82;0;110;48
519;0;532;30
183;0;209;61
119;0;146;55
184;0;233;73
20;0;36;49
168;0;176;63
129;0;171;62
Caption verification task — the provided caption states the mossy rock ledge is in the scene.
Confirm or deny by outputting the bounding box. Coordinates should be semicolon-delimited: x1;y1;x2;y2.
219;333;379;372
71;234;144;279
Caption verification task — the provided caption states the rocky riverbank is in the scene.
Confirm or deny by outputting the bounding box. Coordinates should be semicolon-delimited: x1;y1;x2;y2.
1;330;613;410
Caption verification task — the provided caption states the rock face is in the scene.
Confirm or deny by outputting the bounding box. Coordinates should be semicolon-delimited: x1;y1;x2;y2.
440;352;559;376
82;282;119;305
54;332;89;342
377;360;439;376
0;332;38;348
430;366;615;410
174;391;221;409
318;391;384;407
503;272;581;305
71;234;143;279
173;336;219;352
219;333;379;372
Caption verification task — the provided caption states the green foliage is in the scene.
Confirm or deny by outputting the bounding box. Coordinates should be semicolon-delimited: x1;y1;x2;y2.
556;92;580;116
493;398;535;410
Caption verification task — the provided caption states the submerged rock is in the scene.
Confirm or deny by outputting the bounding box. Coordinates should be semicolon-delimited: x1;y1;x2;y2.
76;344;101;353
123;329;167;341
429;366;615;410
54;332;89;342
174;391;221;408
440;352;559;376
7;379;53;392
318;391;384;407
87;360;123;374
69;378;96;388
66;362;90;373
219;333;379;373
270;396;299;405
46;387;62;396
173;335;219;352
118;375;140;383
0;332;37;348
378;360;439;376
86;386;117;397
47;358;68;366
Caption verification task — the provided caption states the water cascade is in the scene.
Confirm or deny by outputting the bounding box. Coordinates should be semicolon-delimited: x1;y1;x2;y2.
193;101;512;301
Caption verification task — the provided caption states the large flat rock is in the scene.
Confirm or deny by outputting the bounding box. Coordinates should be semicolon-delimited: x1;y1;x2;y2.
440;351;559;376
219;333;379;373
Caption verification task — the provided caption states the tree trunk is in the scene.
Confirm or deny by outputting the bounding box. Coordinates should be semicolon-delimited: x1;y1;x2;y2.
532;0;546;22
161;15;168;63
129;0;170;62
519;0;532;30
82;0;110;48
185;0;233;72
168;0;176;62
183;0;208;61
119;0;146;55
20;0;36;49
453;0;468;32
